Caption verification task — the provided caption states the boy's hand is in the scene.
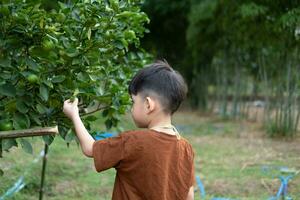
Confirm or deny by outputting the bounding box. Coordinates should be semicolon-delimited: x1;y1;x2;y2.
63;98;79;120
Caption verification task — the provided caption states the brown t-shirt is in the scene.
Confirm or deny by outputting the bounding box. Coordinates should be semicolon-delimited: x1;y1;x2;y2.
92;129;195;200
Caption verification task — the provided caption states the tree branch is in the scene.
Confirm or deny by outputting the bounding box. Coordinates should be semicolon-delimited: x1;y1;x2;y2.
80;105;109;117
0;126;58;139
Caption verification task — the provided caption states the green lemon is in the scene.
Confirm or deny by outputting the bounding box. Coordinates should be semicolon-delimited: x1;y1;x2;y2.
6;100;16;112
27;74;39;84
42;39;55;51
56;13;66;22
70;96;75;102
124;30;136;40
0;120;13;131
105;30;112;39
0;5;10;17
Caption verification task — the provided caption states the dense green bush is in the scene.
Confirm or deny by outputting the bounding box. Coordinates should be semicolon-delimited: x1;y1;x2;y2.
0;0;150;153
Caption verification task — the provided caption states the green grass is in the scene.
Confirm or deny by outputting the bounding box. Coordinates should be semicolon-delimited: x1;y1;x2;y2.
1;111;300;199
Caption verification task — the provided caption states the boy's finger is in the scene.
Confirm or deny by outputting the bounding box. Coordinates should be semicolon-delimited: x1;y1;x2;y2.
64;99;70;105
73;97;78;105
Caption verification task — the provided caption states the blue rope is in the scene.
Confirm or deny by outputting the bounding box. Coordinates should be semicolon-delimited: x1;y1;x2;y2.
0;176;25;200
268;175;293;200
262;165;299;200
262;165;297;200
196;175;206;199
0;150;45;199
93;132;116;140
1;131;114;199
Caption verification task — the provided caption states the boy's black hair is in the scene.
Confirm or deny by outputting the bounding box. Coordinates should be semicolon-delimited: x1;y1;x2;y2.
128;60;188;114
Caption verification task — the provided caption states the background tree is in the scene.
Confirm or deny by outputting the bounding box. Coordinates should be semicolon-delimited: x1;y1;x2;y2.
143;0;300;136
141;0;190;68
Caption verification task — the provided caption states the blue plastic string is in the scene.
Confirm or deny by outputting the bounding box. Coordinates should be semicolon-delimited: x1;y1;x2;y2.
0;130;115;199
196;175;206;199
0;176;25;200
94;132;116;140
0;149;45;199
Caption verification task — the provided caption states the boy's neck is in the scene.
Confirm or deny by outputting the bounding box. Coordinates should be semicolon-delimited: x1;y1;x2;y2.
147;114;172;129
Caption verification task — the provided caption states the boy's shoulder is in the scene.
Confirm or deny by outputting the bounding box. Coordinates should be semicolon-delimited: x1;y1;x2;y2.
119;129;180;138
118;129;193;148
117;129;153;140
118;129;146;137
116;129;194;160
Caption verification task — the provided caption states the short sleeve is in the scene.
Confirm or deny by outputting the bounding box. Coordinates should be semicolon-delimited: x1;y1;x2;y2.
92;135;125;172
190;160;195;186
189;145;196;187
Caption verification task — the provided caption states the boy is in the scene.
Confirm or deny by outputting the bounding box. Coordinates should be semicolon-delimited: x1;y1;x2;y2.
63;60;195;200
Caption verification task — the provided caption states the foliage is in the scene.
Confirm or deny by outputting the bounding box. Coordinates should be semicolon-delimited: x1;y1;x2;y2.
141;0;300;135
239;2;268;19
0;0;150;154
185;0;300;136
141;0;190;69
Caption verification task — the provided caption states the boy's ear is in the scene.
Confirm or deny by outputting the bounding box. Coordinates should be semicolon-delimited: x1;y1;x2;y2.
145;97;155;114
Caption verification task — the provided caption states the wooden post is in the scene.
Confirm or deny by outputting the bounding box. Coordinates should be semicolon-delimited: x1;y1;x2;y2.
0;126;58;199
0;139;2;158
39;144;49;200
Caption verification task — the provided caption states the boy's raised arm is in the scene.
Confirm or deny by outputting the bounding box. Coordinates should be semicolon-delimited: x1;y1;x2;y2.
63;98;95;157
186;186;194;200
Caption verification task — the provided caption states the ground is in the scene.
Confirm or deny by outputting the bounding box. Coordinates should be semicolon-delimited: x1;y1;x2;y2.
0;111;299;200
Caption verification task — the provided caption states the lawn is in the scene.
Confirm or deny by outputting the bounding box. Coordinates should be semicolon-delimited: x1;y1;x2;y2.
1;111;299;200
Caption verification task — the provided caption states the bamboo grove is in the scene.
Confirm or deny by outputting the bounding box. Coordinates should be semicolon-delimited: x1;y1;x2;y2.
142;0;300;137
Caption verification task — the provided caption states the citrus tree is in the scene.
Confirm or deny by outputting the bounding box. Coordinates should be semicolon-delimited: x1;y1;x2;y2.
0;0;150;154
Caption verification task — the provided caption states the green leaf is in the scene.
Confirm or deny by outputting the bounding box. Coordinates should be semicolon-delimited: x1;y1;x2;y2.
65;129;76;143
114;40;124;50
102;109;109;117
66;49;80;57
87;27;91;40
85;115;98;122
58;125;68;139
19;138;33;154
77;72;90;82
0;83;16;97
43;80;54;88
73;88;80;97
105;119;113;129
16;99;29;113
116;11;135;18
25;58;39;71
95;86;104;96
42;135;55;145
52;75;66;83
109;0;119;11
40;84;49;101
0;168;3;176
0;58;11;68
2;139;18;151
13;113;30;129
72;58;81;65
36;103;47;114
58;2;67;9
29;113;42;125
